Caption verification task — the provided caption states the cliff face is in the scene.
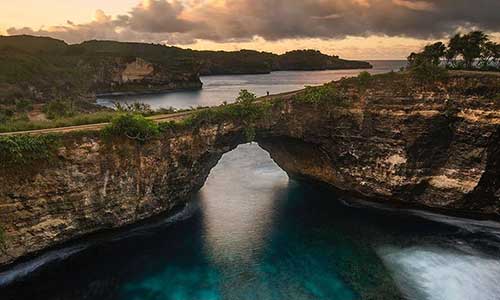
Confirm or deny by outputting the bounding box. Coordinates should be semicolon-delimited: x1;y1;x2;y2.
0;36;203;102
92;57;203;96
0;71;499;268
0;36;371;103
0;125;245;267
257;72;500;216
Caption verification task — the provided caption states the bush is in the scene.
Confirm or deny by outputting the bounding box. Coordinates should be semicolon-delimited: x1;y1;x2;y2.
294;84;346;106
102;114;160;143
0;135;59;168
15;99;33;113
174;90;270;141
44;100;73;119
186;90;263;125
113;102;154;115
0;108;14;123
236;89;257;105
409;62;448;84
357;71;372;88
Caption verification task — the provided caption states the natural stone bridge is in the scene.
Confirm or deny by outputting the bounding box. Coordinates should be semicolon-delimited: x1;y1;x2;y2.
1;72;499;267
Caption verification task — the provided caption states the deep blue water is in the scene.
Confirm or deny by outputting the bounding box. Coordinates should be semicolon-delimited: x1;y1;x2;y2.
2;144;500;300
97;61;407;110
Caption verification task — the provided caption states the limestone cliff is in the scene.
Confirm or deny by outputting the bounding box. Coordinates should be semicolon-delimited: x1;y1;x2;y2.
0;36;203;103
0;125;245;267
257;72;500;217
92;57;203;96
0;71;499;268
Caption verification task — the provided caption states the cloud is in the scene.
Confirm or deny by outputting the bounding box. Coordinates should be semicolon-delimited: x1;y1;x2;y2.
6;0;500;45
128;0;199;33
392;0;435;11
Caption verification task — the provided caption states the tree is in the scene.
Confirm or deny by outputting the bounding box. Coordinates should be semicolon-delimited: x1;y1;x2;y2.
410;31;500;71
423;42;446;65
446;33;465;68
236;89;257;106
103;114;159;143
479;41;500;70
461;31;488;69
408;42;446;68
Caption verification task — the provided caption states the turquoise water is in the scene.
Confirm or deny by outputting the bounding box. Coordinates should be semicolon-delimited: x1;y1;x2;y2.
97;61;406;109
2;144;500;300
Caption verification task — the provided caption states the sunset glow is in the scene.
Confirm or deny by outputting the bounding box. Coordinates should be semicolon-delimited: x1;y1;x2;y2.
1;0;499;59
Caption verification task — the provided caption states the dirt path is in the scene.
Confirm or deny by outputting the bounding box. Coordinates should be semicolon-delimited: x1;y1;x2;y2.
0;90;302;137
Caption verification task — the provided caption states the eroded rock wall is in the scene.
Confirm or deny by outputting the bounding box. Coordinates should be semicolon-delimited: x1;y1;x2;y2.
0;72;499;268
0;124;244;266
257;72;500;216
93;57;203;95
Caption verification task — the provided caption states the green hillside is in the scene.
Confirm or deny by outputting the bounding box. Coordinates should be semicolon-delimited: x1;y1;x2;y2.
0;35;372;103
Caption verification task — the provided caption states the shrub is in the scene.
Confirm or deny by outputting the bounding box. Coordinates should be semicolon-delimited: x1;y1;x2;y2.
175;90;270;142
357;71;372;88
0;135;59;168
113;102;154;115
294;84;346;106
0;108;14;123
187;90;263;125
44;100;73;119
409;62;448;84
236;89;257;105
102;114;160;143
15;99;33;113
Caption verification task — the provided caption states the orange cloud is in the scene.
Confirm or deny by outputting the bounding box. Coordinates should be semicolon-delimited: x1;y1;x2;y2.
4;0;500;59
392;0;435;11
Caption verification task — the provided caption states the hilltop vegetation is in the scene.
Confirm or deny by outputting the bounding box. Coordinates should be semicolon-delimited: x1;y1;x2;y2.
0;35;371;101
0;36;202;100
0;35;371;132
408;31;500;72
197;49;372;75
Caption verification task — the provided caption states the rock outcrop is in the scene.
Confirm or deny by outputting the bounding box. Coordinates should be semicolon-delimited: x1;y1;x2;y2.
0;71;499;268
0;36;204;103
0;36;371;103
258;72;500;217
92;57;203;96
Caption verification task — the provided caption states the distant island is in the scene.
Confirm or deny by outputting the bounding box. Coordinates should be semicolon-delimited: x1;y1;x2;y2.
196;49;372;75
0;35;372;104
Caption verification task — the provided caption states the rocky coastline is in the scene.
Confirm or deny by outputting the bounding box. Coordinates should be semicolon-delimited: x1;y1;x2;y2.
0;71;498;268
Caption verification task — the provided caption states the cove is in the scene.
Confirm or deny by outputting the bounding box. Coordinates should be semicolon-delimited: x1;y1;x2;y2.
2;144;500;300
96;61;406;110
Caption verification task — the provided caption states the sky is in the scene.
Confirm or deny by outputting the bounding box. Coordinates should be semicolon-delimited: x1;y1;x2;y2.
1;0;499;60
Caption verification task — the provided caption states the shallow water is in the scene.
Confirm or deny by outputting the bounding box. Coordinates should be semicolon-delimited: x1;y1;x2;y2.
2;144;500;300
97;61;406;110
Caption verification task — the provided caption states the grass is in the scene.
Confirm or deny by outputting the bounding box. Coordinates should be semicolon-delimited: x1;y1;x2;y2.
0;111;119;133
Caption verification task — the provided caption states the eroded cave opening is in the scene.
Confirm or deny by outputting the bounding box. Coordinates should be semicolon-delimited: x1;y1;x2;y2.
2;143;500;300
